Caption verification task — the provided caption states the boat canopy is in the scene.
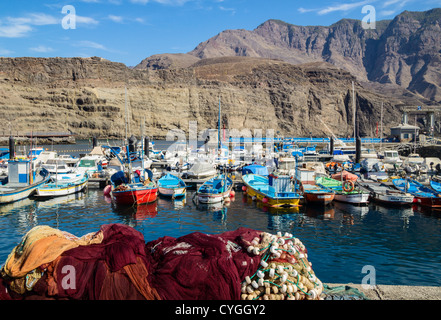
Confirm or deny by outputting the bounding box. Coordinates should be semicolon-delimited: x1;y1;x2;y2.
241;165;269;176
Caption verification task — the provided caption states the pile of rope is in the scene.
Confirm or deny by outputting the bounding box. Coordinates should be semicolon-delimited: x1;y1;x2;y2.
241;231;323;300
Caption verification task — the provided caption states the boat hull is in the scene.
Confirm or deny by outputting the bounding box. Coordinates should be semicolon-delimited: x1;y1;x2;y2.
372;193;414;206
198;191;230;204
243;180;301;208
158;186;186;198
334;192;369;205
0;178;49;204
303;192;334;206
112;185;158;205
35;177;88;198
414;196;441;209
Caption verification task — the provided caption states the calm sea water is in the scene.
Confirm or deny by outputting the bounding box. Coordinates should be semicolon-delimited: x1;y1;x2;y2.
2;139;441;287
1;189;441;287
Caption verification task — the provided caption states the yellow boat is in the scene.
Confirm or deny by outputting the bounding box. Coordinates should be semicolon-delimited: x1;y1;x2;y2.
241;173;302;208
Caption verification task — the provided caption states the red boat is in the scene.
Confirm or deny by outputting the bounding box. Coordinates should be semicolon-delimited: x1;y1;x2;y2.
414;196;441;209
301;183;335;206
111;182;158;205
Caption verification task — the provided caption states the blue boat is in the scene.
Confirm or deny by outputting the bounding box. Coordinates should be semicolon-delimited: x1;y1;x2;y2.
242;174;302;207
241;164;269;176
197;174;233;204
392;178;441;208
430;176;441;192
157;173;186;198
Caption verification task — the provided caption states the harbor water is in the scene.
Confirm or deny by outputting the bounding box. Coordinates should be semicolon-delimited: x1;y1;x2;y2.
1;140;441;288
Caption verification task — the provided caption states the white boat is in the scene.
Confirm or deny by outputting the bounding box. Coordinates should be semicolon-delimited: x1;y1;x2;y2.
157;173;186;198
57;154;80;167
186;160;217;179
361;183;414;205
403;153;428;174
316;176;369;205
197;174;233;204
41;159;73;175
74;156;103;176
35;173;89;198
0;160;50;204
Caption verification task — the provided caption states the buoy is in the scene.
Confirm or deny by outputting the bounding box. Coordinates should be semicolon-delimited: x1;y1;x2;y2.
103;185;112;196
242;186;247;191
230;190;235;197
262;197;268;203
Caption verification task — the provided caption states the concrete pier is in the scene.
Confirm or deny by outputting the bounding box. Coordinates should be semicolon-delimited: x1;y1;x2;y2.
327;283;441;300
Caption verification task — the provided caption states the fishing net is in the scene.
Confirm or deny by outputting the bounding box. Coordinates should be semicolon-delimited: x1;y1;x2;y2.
0;224;326;300
239;231;323;300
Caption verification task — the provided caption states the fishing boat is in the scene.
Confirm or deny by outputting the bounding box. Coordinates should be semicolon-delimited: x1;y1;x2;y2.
35;172;89;198
186;160;217;179
359;181;414;206
241;174;302;207
41;159;73;175
110;170;158;205
74;156;104;177
197;174;233;204
316;176;369;205
157;173;186;198
430;176;441;192
393;178;441;209
301;183;335;206
0;160;50;204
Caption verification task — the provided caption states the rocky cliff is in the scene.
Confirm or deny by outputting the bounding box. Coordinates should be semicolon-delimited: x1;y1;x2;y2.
185;9;441;103
0;56;405;140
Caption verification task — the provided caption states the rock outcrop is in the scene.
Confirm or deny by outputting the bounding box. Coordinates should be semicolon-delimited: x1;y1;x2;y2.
185;9;441;103
0;56;405;140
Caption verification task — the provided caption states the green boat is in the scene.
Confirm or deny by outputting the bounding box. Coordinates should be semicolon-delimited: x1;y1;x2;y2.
315;176;369;205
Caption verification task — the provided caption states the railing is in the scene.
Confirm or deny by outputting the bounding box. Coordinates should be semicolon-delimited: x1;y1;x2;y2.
0;132;75;138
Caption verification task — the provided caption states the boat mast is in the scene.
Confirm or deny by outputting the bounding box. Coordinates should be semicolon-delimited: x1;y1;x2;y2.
380;102;383;152
218;95;221;152
352;81;356;142
125;87;128;143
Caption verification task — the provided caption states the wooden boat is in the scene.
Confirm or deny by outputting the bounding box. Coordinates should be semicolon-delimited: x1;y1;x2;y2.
197;174;233;204
392;178;441;209
301;183;335;206
359;182;414;206
35;172;88;198
0;160;50;204
157;173;186;198
316;176;369;205
110;170;158;205
241;173;302;207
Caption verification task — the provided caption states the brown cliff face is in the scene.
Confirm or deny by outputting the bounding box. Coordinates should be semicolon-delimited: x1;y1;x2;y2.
0;56;404;140
186;9;441;103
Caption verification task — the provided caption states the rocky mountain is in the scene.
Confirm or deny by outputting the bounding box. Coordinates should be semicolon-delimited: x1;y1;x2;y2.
183;9;441;103
0;56;405;140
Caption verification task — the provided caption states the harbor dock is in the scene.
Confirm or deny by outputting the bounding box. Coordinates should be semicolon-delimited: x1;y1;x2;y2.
328;283;441;300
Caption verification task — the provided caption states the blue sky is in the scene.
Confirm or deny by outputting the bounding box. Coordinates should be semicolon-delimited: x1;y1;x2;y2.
0;0;439;66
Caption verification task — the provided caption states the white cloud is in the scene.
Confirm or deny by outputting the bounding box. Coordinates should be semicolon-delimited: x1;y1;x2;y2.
298;7;318;13
219;6;236;15
130;0;192;5
75;16;100;26
0;48;13;55
30;45;54;53
108;15;124;23
0;24;33;38
77;40;108;50
317;1;371;15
